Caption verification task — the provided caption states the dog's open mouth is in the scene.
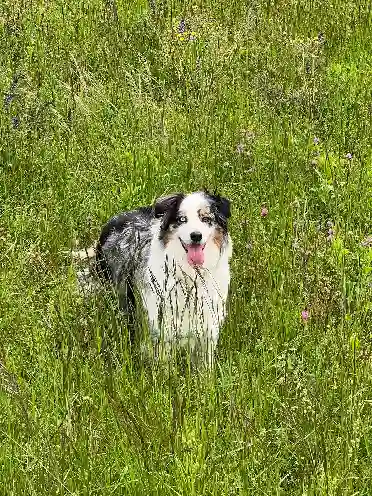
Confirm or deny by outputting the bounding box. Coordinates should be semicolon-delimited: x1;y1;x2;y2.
180;239;206;266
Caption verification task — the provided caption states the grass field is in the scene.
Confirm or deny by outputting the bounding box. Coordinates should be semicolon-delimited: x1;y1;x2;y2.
1;0;372;493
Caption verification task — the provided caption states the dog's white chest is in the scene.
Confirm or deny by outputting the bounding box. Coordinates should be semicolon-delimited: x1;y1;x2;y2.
140;261;229;347
163;275;223;340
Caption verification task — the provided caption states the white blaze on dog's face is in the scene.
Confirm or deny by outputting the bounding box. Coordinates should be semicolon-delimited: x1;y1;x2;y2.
176;193;215;266
154;191;231;270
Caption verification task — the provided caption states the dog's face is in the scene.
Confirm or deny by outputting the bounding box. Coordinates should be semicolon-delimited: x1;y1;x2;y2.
154;191;231;269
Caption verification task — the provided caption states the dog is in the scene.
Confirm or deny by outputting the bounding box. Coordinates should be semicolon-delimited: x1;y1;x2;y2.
93;190;233;366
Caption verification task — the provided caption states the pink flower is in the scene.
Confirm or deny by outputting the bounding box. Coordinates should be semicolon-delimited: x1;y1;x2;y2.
261;207;268;217
301;310;309;322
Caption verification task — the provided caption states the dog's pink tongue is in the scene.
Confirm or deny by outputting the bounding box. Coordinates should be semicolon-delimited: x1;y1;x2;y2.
187;244;205;266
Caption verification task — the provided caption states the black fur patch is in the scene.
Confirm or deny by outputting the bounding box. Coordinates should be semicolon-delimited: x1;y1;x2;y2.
204;191;231;231
95;206;153;281
154;193;185;239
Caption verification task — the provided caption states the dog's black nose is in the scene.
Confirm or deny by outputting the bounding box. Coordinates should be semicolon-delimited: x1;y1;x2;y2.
190;231;202;243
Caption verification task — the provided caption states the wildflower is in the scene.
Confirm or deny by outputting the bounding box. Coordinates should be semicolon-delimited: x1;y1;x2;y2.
175;24;196;42
4;93;14;109
260;206;268;217
236;143;245;154
11;116;20;129
178;19;186;34
345;152;353;160
301;309;309;322
313;137;320;145
310;159;317;166
326;228;335;242
292;241;299;250
4;74;22;110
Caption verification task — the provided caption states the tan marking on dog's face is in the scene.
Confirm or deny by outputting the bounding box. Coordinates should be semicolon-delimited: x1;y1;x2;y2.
198;207;213;222
212;226;224;250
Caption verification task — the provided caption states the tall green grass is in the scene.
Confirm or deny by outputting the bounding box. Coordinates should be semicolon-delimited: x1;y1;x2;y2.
1;0;372;493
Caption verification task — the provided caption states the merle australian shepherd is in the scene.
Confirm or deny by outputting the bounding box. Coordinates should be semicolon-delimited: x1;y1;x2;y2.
94;191;232;366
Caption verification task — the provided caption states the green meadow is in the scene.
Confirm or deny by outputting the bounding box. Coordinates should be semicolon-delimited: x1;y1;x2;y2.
1;0;372;493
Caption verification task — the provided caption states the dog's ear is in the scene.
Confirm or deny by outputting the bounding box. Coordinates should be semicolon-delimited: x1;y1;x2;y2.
154;193;184;230
154;193;184;218
218;196;231;219
206;192;231;219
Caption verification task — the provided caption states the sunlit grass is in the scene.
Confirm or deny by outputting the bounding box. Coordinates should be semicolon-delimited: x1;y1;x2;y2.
1;0;372;494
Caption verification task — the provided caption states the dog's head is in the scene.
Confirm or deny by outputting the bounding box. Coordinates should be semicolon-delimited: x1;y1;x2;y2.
154;191;231;269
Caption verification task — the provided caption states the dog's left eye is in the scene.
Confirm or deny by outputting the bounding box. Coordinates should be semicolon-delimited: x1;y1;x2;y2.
201;216;212;224
177;216;187;224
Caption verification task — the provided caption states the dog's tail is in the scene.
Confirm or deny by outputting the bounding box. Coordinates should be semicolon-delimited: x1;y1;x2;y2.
69;245;99;295
71;245;96;261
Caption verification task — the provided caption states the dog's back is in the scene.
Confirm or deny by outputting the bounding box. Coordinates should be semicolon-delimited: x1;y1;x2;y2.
95;207;154;311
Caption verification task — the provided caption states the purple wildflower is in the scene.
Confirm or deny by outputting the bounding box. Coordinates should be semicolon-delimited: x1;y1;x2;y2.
345;152;353;160
4;93;14;109
261;207;268;217
4;73;22;110
301;310;309;322
178;19;186;34
11;116;20;129
313;137;320;145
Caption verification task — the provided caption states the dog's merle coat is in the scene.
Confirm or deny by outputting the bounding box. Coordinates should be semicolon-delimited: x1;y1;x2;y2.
95;191;232;365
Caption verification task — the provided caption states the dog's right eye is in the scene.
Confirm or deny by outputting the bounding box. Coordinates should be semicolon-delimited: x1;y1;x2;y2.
176;216;187;224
